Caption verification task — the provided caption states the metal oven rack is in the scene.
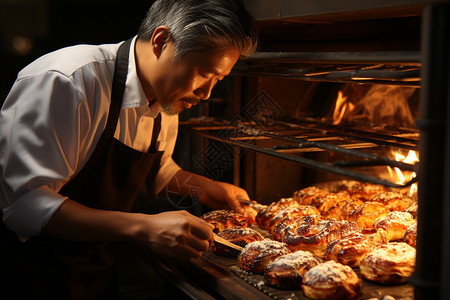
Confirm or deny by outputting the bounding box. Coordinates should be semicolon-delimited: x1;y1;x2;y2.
180;115;419;188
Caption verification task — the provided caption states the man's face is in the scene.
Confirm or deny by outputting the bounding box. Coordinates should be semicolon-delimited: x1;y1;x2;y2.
153;41;240;115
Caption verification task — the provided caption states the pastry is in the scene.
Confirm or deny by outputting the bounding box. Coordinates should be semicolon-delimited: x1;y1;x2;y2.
322;198;364;220
360;242;416;284
201;209;248;233
302;260;362;300
370;191;415;212
346;201;390;228
264;250;322;289
324;228;388;267
310;192;351;215
293;186;328;205
255;198;300;230
211;226;264;257
372;211;416;241
238;239;291;273
267;205;320;234
336;180;388;201
284;218;358;257
404;223;417;247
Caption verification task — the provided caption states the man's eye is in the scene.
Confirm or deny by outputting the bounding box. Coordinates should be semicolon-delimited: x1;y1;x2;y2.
200;73;211;80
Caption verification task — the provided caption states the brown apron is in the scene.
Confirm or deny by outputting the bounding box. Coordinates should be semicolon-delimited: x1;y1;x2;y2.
1;38;164;300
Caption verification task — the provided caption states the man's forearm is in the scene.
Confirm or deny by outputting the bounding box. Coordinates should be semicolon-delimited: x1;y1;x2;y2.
40;199;145;242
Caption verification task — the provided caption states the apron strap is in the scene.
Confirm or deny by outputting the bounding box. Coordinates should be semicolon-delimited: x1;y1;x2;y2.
60;38;132;194
148;113;161;153
85;37;132;168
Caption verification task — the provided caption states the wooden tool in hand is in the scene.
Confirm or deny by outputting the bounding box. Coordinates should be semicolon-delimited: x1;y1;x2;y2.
213;233;243;252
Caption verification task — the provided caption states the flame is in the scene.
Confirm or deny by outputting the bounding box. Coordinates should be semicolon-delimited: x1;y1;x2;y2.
330;85;416;128
332;91;355;125
387;150;419;196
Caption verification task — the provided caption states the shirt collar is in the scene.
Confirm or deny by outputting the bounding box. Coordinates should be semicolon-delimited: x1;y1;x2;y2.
121;36;152;110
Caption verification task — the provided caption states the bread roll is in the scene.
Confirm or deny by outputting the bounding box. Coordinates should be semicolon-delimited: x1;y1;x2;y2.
346;201;390;228
324;228;388;267
404;223;417;247
238;239;291;273
293;186;328;205
255;198;300;230
267;205;320;234
360;242;416;284
264;250;322;289
370;191;415;212
201;210;248;233
310;192;351;215
284;218;358;257
302;260;362;300
372;211;416;241
322;198;364;220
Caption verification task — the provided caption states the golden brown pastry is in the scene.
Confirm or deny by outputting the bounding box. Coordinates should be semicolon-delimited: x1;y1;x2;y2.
211;226;264;257
241;205;259;225
293;186;328;205
346;201;390;228
404;223;417;247
238;239;291;273
370;191;415;212
322;198;364;220
404;200;418;218
310;192;351;215
360;242;416;284
267;205;320;234
201;210;248;233
273;214;324;243
255;198;300;230
302;260;362;300
272;218;299;243
332;180;388;201
372;211;416;241
264;250;322;289
284;218;358;257
324;228;388;267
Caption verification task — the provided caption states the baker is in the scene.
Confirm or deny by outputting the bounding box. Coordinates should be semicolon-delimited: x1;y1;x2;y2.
0;0;258;298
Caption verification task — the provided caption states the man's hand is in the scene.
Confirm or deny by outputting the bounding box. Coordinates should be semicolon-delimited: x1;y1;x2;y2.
139;210;214;261
165;170;252;216
41;199;214;261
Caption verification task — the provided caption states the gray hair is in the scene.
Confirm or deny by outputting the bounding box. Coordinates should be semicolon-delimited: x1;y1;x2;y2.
137;0;258;59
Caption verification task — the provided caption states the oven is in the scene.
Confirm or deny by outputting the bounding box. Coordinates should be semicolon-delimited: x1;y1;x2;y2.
132;1;450;299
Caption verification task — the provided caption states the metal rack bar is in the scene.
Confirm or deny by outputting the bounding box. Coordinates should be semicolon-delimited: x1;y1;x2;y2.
276;119;419;150
181;124;418;188
246;51;421;64
236;124;418;172
232;52;422;86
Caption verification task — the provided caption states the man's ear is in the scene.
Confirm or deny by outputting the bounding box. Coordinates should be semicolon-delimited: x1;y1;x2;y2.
151;26;170;58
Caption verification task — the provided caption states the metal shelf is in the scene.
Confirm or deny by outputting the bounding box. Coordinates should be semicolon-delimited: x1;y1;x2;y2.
180;117;419;188
233;51;421;86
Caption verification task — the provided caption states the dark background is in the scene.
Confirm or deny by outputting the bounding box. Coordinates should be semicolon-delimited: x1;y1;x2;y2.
0;0;154;102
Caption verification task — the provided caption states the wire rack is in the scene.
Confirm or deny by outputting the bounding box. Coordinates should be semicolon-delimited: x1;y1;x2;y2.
180;116;419;188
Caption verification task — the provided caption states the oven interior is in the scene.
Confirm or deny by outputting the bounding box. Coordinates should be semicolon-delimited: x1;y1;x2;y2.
171;1;450;299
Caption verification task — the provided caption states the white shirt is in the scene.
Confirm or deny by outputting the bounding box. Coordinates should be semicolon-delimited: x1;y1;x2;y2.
0;36;181;238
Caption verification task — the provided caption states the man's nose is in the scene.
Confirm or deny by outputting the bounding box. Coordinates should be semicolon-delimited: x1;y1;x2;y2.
194;80;216;100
